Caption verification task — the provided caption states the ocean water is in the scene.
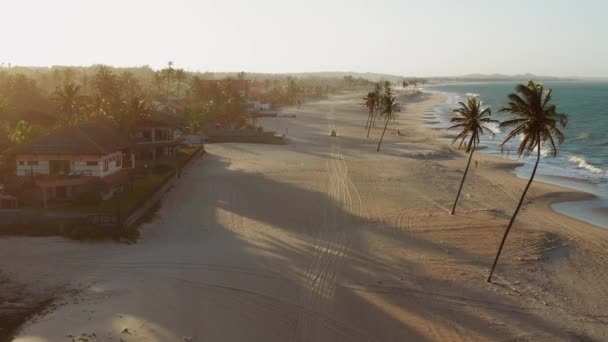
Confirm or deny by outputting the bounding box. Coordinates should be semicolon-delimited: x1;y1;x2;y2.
426;81;608;228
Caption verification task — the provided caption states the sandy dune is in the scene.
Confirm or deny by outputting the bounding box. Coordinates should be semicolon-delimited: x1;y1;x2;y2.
2;91;608;341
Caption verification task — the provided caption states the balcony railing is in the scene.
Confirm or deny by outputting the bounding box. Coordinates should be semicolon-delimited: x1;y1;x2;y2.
135;136;174;143
23;170;43;177
135;137;154;143
23;170;93;177
67;170;93;177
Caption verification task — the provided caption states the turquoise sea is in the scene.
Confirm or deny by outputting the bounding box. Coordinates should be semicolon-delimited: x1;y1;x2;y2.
427;81;608;228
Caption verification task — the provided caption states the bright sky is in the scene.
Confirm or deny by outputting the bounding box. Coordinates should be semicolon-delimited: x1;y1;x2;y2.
2;0;608;77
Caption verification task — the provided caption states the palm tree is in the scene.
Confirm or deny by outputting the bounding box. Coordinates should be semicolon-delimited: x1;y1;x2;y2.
0;97;8;121
91;66;121;114
369;83;382;130
153;71;164;96
186;101;214;145
486;81;568;282
162;62;175;101
8;120;34;145
447;97;497;215
362;91;376;136
175;69;188;96
52;81;88;125
89;94;109;119
120;97;151;137
119;71;141;99
376;86;401;151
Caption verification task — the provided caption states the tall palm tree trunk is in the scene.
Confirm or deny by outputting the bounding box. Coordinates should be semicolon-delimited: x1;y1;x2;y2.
366;111;375;138
370;107;376;128
365;111;372;130
166;77;171;102
487;143;541;282
376;117;390;151
451;148;475;215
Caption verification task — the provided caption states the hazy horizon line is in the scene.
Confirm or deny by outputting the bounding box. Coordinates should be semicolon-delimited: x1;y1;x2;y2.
2;64;607;80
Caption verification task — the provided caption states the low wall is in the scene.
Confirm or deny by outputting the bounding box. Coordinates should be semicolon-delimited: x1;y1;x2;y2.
0;209;88;226
207;135;285;145
0;147;204;235
122;146;204;227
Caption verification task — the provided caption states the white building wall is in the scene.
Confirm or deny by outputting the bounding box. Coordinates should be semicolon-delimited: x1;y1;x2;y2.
71;158;104;176
100;151;123;177
16;151;123;177
16;160;49;176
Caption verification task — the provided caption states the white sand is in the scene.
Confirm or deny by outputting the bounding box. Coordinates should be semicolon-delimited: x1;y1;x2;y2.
2;91;608;341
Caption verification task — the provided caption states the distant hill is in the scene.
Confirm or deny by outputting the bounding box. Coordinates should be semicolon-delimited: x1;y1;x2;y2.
428;73;577;82
210;71;406;82
226;71;578;83
4;65;584;83
285;72;404;82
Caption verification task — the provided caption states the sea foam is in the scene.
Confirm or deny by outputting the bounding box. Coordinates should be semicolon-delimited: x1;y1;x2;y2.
568;156;607;175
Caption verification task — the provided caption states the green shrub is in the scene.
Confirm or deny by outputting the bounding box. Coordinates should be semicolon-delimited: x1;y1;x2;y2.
77;191;102;205
62;221;139;241
152;163;173;175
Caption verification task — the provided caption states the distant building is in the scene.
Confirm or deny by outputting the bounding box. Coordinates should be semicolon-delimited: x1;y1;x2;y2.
248;101;272;112
14;120;133;207
133;113;184;161
151;99;186;115
248;81;264;99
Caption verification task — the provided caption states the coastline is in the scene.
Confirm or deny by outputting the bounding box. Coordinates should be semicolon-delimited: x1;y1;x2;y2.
422;87;608;229
2;90;607;341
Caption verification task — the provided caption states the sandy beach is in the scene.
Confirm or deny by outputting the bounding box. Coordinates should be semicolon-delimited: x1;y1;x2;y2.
2;90;608;341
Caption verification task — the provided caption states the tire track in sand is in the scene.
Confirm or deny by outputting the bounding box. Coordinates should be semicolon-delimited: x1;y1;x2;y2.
294;110;366;342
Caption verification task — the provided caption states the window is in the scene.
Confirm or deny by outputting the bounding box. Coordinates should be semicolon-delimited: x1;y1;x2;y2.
49;160;70;175
103;159;109;172
116;155;121;167
86;161;98;166
27;161;38;166
19;161;24;166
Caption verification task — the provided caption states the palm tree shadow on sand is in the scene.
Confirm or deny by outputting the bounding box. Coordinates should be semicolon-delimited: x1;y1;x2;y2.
170;152;583;342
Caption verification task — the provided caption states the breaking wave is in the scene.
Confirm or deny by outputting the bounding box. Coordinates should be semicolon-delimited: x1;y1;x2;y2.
485;121;502;135
573;132;592;141
568;156;607;175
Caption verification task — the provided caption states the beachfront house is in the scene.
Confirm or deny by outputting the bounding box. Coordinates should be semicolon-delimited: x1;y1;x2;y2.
14;120;134;207
133;113;184;161
248;100;272;112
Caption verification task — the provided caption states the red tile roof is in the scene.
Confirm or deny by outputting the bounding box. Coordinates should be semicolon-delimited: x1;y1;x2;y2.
15;120;132;156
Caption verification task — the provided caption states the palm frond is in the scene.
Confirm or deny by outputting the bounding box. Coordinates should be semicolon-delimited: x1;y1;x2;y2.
446;96;495;153
500;81;568;158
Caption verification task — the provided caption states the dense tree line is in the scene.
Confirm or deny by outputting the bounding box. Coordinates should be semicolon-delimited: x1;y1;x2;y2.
0;65;372;147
